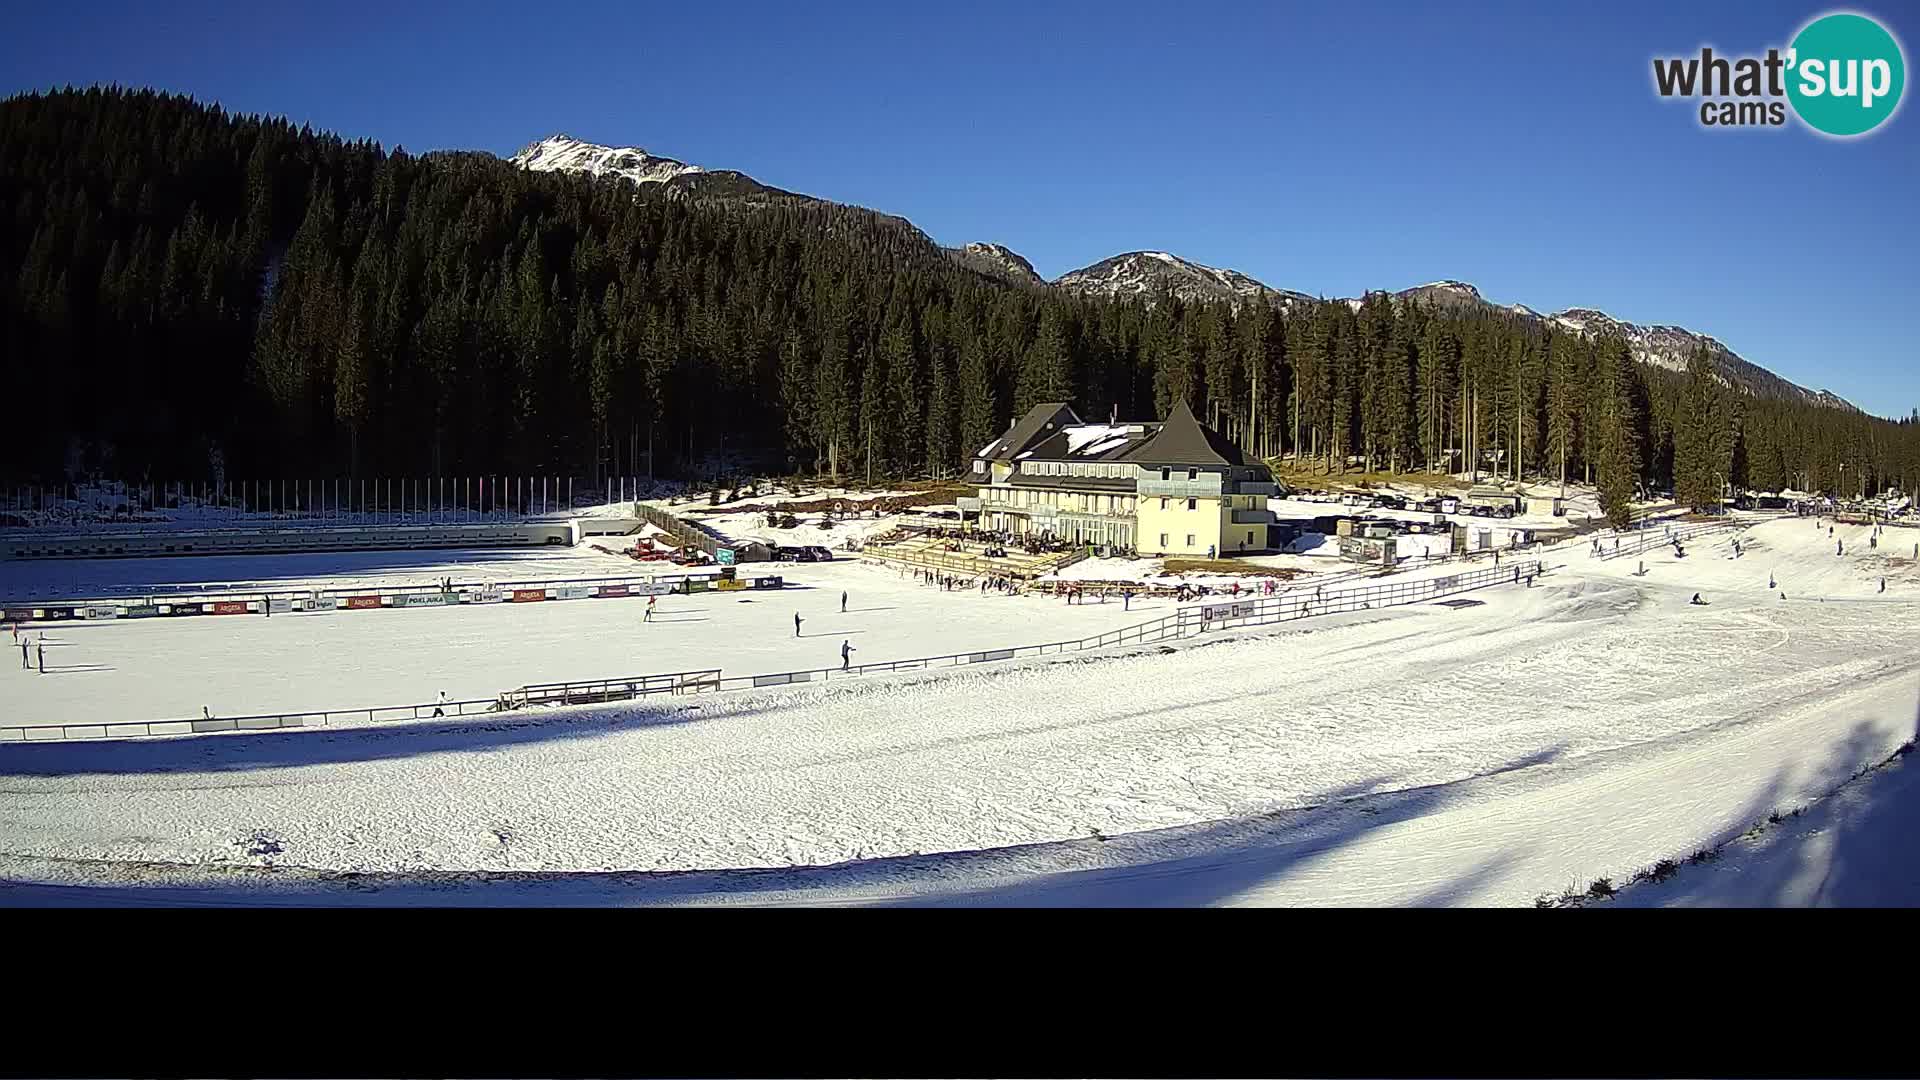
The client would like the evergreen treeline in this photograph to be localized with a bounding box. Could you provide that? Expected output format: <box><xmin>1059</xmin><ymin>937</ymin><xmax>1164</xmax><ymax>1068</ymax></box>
<box><xmin>5</xmin><ymin>88</ymin><xmax>1917</xmax><ymax>523</ymax></box>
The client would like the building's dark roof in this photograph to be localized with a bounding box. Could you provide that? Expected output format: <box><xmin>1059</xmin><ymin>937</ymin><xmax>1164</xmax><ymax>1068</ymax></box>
<box><xmin>977</xmin><ymin>399</ymin><xmax>1271</xmax><ymax>481</ymax></box>
<box><xmin>1129</xmin><ymin>398</ymin><xmax>1248</xmax><ymax>467</ymax></box>
<box><xmin>976</xmin><ymin>403</ymin><xmax>1080</xmax><ymax>461</ymax></box>
<box><xmin>1019</xmin><ymin>423</ymin><xmax>1160</xmax><ymax>463</ymax></box>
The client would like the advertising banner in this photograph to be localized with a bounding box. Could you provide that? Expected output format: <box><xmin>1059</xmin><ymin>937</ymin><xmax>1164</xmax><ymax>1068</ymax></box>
<box><xmin>401</xmin><ymin>593</ymin><xmax>448</xmax><ymax>607</ymax></box>
<box><xmin>306</xmin><ymin>595</ymin><xmax>339</xmax><ymax>611</ymax></box>
<box><xmin>511</xmin><ymin>589</ymin><xmax>547</xmax><ymax>603</ymax></box>
<box><xmin>125</xmin><ymin>605</ymin><xmax>160</xmax><ymax>618</ymax></box>
<box><xmin>346</xmin><ymin>595</ymin><xmax>383</xmax><ymax>610</ymax></box>
<box><xmin>596</xmin><ymin>584</ymin><xmax>630</xmax><ymax>598</ymax></box>
<box><xmin>554</xmin><ymin>585</ymin><xmax>591</xmax><ymax>600</ymax></box>
<box><xmin>210</xmin><ymin>600</ymin><xmax>252</xmax><ymax>615</ymax></box>
<box><xmin>83</xmin><ymin>606</ymin><xmax>120</xmax><ymax>619</ymax></box>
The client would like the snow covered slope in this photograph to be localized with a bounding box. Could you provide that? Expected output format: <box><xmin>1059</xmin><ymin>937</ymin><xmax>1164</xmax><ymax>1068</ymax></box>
<box><xmin>1549</xmin><ymin>306</ymin><xmax>1854</xmax><ymax>409</ymax></box>
<box><xmin>4</xmin><ymin>516</ymin><xmax>1917</xmax><ymax>906</ymax></box>
<box><xmin>1334</xmin><ymin>278</ymin><xmax>1850</xmax><ymax>409</ymax></box>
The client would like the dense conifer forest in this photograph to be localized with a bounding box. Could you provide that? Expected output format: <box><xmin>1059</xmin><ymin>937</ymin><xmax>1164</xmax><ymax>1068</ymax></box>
<box><xmin>5</xmin><ymin>88</ymin><xmax>1916</xmax><ymax>525</ymax></box>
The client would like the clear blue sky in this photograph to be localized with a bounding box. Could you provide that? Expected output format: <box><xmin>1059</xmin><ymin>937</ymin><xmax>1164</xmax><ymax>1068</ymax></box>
<box><xmin>7</xmin><ymin>0</ymin><xmax>1916</xmax><ymax>416</ymax></box>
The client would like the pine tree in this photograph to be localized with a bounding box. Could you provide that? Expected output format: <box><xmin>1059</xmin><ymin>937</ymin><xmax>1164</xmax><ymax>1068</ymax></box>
<box><xmin>1595</xmin><ymin>336</ymin><xmax>1641</xmax><ymax>528</ymax></box>
<box><xmin>1674</xmin><ymin>344</ymin><xmax>1730</xmax><ymax>512</ymax></box>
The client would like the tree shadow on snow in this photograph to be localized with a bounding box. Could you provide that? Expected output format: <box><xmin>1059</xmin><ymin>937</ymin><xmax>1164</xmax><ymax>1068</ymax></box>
<box><xmin>0</xmin><ymin>696</ymin><xmax>730</xmax><ymax>777</ymax></box>
<box><xmin>1611</xmin><ymin>693</ymin><xmax>1920</xmax><ymax>908</ymax></box>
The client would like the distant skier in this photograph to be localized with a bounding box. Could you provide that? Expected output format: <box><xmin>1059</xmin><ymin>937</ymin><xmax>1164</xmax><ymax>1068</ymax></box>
<box><xmin>794</xmin><ymin>612</ymin><xmax>804</xmax><ymax>638</ymax></box>
<box><xmin>262</xmin><ymin>594</ymin><xmax>270</xmax><ymax>617</ymax></box>
<box><xmin>1838</xmin><ymin>539</ymin><xmax>1844</xmax><ymax>556</ymax></box>
<box><xmin>18</xmin><ymin>636</ymin><xmax>29</xmax><ymax>670</ymax></box>
<box><xmin>841</xmin><ymin>590</ymin><xmax>848</xmax><ymax>613</ymax></box>
<box><xmin>1689</xmin><ymin>593</ymin><xmax>1707</xmax><ymax>606</ymax></box>
<box><xmin>1881</xmin><ymin>577</ymin><xmax>1887</xmax><ymax>594</ymax></box>
<box><xmin>644</xmin><ymin>596</ymin><xmax>656</xmax><ymax>622</ymax></box>
<box><xmin>433</xmin><ymin>690</ymin><xmax>448</xmax><ymax>718</ymax></box>
<box><xmin>841</xmin><ymin>640</ymin><xmax>855</xmax><ymax>670</ymax></box>
<box><xmin>35</xmin><ymin>639</ymin><xmax>44</xmax><ymax>675</ymax></box>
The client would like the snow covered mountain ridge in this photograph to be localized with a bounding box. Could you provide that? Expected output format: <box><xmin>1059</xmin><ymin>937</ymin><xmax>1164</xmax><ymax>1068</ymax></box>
<box><xmin>511</xmin><ymin>134</ymin><xmax>706</xmax><ymax>186</ymax></box>
<box><xmin>1052</xmin><ymin>250</ymin><xmax>1315</xmax><ymax>307</ymax></box>
<box><xmin>502</xmin><ymin>133</ymin><xmax>1851</xmax><ymax>412</ymax></box>
<box><xmin>949</xmin><ymin>242</ymin><xmax>1045</xmax><ymax>287</ymax></box>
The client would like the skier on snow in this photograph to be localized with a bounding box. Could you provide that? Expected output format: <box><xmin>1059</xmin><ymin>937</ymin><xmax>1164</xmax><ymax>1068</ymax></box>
<box><xmin>841</xmin><ymin>590</ymin><xmax>848</xmax><ymax>613</ymax></box>
<box><xmin>794</xmin><ymin>612</ymin><xmax>804</xmax><ymax>637</ymax></box>
<box><xmin>841</xmin><ymin>640</ymin><xmax>855</xmax><ymax>670</ymax></box>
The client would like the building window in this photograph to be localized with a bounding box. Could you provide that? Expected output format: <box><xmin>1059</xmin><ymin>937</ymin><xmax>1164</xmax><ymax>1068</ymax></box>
<box><xmin>1187</xmin><ymin>468</ymin><xmax>1198</xmax><ymax>481</ymax></box>
<box><xmin>1187</xmin><ymin>498</ymin><xmax>1197</xmax><ymax>511</ymax></box>
<box><xmin>1159</xmin><ymin>532</ymin><xmax>1168</xmax><ymax>547</ymax></box>
<box><xmin>1186</xmin><ymin>533</ymin><xmax>1196</xmax><ymax>547</ymax></box>
<box><xmin>1161</xmin><ymin>467</ymin><xmax>1171</xmax><ymax>481</ymax></box>
<box><xmin>1159</xmin><ymin>497</ymin><xmax>1168</xmax><ymax>511</ymax></box>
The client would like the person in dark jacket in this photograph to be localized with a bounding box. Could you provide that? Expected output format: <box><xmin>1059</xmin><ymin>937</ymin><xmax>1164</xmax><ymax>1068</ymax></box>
<box><xmin>841</xmin><ymin>591</ymin><xmax>848</xmax><ymax>613</ymax></box>
<box><xmin>841</xmin><ymin>640</ymin><xmax>855</xmax><ymax>670</ymax></box>
<box><xmin>794</xmin><ymin>612</ymin><xmax>804</xmax><ymax>637</ymax></box>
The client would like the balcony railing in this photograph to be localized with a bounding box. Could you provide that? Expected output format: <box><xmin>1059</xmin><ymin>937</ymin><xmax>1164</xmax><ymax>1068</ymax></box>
<box><xmin>1137</xmin><ymin>475</ymin><xmax>1224</xmax><ymax>498</ymax></box>
<box><xmin>1232</xmin><ymin>508</ymin><xmax>1278</xmax><ymax>525</ymax></box>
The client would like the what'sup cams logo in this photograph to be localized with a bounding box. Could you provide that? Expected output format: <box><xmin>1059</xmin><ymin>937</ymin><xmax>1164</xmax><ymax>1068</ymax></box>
<box><xmin>1653</xmin><ymin>11</ymin><xmax>1906</xmax><ymax>136</ymax></box>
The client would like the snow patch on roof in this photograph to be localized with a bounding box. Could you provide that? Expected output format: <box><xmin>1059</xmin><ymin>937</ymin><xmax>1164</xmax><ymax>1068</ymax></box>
<box><xmin>1063</xmin><ymin>424</ymin><xmax>1129</xmax><ymax>454</ymax></box>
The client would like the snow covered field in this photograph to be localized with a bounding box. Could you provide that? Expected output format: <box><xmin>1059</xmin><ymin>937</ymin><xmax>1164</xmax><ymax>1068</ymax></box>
<box><xmin>3</xmin><ymin>553</ymin><xmax>1174</xmax><ymax>725</ymax></box>
<box><xmin>3</xmin><ymin>516</ymin><xmax>1918</xmax><ymax>906</ymax></box>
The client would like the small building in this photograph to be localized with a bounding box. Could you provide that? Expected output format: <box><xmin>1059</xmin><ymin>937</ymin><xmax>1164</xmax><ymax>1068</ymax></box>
<box><xmin>1464</xmin><ymin>484</ymin><xmax>1525</xmax><ymax>514</ymax></box>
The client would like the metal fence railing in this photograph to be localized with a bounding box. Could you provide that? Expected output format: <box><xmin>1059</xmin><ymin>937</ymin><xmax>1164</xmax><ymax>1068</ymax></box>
<box><xmin>861</xmin><ymin>542</ymin><xmax>1089</xmax><ymax>581</ymax></box>
<box><xmin>675</xmin><ymin>559</ymin><xmax>1543</xmax><ymax>692</ymax></box>
<box><xmin>0</xmin><ymin>477</ymin><xmax>668</xmax><ymax>534</ymax></box>
<box><xmin>2</xmin><ymin>560</ymin><xmax>1542</xmax><ymax>744</ymax></box>
<box><xmin>0</xmin><ymin>696</ymin><xmax>501</xmax><ymax>743</ymax></box>
<box><xmin>0</xmin><ymin>567</ymin><xmax>744</xmax><ymax>612</ymax></box>
<box><xmin>1593</xmin><ymin>519</ymin><xmax>1742</xmax><ymax>561</ymax></box>
<box><xmin>503</xmin><ymin>669</ymin><xmax>722</xmax><ymax>708</ymax></box>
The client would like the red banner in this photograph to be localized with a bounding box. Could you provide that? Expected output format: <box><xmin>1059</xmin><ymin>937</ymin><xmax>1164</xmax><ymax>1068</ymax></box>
<box><xmin>210</xmin><ymin>601</ymin><xmax>252</xmax><ymax>615</ymax></box>
<box><xmin>3</xmin><ymin>609</ymin><xmax>34</xmax><ymax>623</ymax></box>
<box><xmin>346</xmin><ymin>595</ymin><xmax>383</xmax><ymax>609</ymax></box>
<box><xmin>596</xmin><ymin>584</ymin><xmax>629</xmax><ymax>598</ymax></box>
<box><xmin>511</xmin><ymin>589</ymin><xmax>547</xmax><ymax>603</ymax></box>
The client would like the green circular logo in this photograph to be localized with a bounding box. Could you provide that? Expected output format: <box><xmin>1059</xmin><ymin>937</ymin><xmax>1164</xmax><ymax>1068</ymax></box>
<box><xmin>1787</xmin><ymin>12</ymin><xmax>1906</xmax><ymax>136</ymax></box>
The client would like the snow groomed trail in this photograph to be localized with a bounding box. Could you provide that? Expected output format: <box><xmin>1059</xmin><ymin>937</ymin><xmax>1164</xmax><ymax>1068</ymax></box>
<box><xmin>3</xmin><ymin>515</ymin><xmax>1918</xmax><ymax>906</ymax></box>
